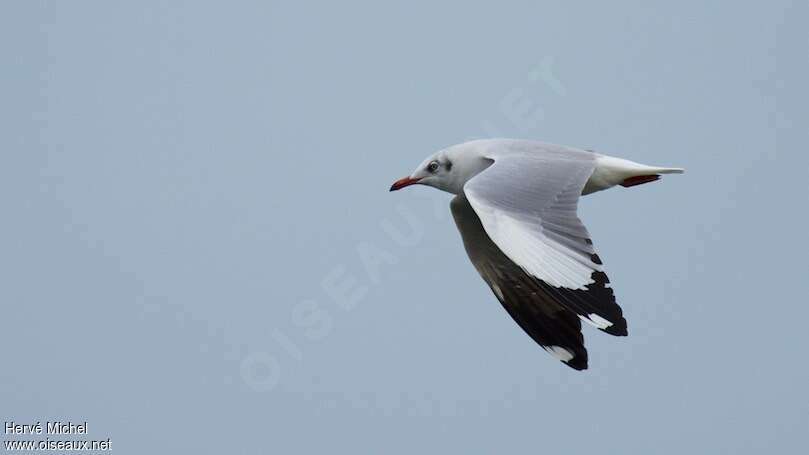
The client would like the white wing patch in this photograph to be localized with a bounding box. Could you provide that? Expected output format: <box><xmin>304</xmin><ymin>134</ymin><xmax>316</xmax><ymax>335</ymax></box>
<box><xmin>468</xmin><ymin>200</ymin><xmax>597</xmax><ymax>290</ymax></box>
<box><xmin>582</xmin><ymin>313</ymin><xmax>614</xmax><ymax>330</ymax></box>
<box><xmin>545</xmin><ymin>345</ymin><xmax>574</xmax><ymax>362</ymax></box>
<box><xmin>462</xmin><ymin>150</ymin><xmax>602</xmax><ymax>291</ymax></box>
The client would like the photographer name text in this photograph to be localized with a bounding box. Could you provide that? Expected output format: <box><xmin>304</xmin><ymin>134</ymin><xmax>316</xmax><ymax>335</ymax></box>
<box><xmin>5</xmin><ymin>421</ymin><xmax>88</xmax><ymax>435</ymax></box>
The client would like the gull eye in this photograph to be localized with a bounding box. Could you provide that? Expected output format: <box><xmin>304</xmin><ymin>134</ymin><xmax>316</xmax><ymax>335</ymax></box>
<box><xmin>427</xmin><ymin>161</ymin><xmax>440</xmax><ymax>173</ymax></box>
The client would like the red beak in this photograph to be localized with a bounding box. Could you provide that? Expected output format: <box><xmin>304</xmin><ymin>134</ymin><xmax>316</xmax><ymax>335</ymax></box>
<box><xmin>389</xmin><ymin>176</ymin><xmax>422</xmax><ymax>191</ymax></box>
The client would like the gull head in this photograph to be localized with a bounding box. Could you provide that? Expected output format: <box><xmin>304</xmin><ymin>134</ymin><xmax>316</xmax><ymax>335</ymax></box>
<box><xmin>389</xmin><ymin>142</ymin><xmax>492</xmax><ymax>195</ymax></box>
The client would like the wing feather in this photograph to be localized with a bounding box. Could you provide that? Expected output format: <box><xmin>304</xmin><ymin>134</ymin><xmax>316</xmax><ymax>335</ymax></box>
<box><xmin>451</xmin><ymin>196</ymin><xmax>589</xmax><ymax>370</ymax></box>
<box><xmin>460</xmin><ymin>145</ymin><xmax>628</xmax><ymax>335</ymax></box>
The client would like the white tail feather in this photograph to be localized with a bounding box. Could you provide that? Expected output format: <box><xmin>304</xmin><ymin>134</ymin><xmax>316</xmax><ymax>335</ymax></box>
<box><xmin>651</xmin><ymin>167</ymin><xmax>685</xmax><ymax>174</ymax></box>
<box><xmin>583</xmin><ymin>155</ymin><xmax>684</xmax><ymax>194</ymax></box>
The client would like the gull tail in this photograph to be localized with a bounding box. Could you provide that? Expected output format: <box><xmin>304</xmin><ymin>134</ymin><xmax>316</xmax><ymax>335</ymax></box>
<box><xmin>619</xmin><ymin>165</ymin><xmax>684</xmax><ymax>188</ymax></box>
<box><xmin>583</xmin><ymin>155</ymin><xmax>685</xmax><ymax>194</ymax></box>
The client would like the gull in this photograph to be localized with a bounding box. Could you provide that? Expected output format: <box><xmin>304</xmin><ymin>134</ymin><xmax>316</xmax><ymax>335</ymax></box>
<box><xmin>390</xmin><ymin>139</ymin><xmax>683</xmax><ymax>370</ymax></box>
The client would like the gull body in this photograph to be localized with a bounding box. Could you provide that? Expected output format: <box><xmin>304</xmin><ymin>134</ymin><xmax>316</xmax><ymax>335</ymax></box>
<box><xmin>391</xmin><ymin>139</ymin><xmax>683</xmax><ymax>196</ymax></box>
<box><xmin>390</xmin><ymin>139</ymin><xmax>683</xmax><ymax>370</ymax></box>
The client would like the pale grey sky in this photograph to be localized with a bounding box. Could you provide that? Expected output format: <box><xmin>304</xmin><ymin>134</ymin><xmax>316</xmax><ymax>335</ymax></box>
<box><xmin>2</xmin><ymin>1</ymin><xmax>808</xmax><ymax>453</ymax></box>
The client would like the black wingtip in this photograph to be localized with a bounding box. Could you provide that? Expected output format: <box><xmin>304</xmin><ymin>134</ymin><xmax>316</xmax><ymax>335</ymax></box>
<box><xmin>564</xmin><ymin>357</ymin><xmax>588</xmax><ymax>371</ymax></box>
<box><xmin>603</xmin><ymin>322</ymin><xmax>628</xmax><ymax>337</ymax></box>
<box><xmin>586</xmin><ymin>267</ymin><xmax>629</xmax><ymax>337</ymax></box>
<box><xmin>545</xmin><ymin>345</ymin><xmax>589</xmax><ymax>371</ymax></box>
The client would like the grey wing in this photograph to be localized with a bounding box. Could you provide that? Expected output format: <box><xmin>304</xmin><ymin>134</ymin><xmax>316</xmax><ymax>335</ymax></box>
<box><xmin>451</xmin><ymin>195</ymin><xmax>588</xmax><ymax>370</ymax></box>
<box><xmin>463</xmin><ymin>147</ymin><xmax>627</xmax><ymax>335</ymax></box>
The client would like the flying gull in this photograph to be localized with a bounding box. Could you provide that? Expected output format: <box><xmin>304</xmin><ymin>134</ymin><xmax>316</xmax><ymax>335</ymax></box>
<box><xmin>390</xmin><ymin>139</ymin><xmax>683</xmax><ymax>370</ymax></box>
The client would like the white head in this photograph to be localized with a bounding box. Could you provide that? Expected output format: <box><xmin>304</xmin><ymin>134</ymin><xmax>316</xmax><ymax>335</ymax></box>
<box><xmin>389</xmin><ymin>141</ymin><xmax>492</xmax><ymax>195</ymax></box>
